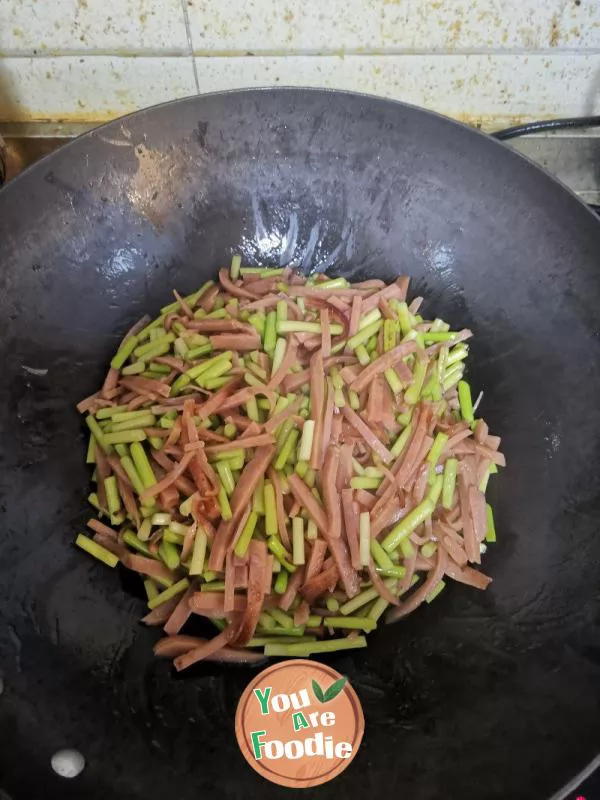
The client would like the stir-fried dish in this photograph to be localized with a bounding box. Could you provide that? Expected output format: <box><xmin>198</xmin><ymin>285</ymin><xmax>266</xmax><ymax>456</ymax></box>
<box><xmin>75</xmin><ymin>258</ymin><xmax>504</xmax><ymax>669</ymax></box>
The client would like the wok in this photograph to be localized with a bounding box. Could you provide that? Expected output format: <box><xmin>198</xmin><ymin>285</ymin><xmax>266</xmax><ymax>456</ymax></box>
<box><xmin>1</xmin><ymin>88</ymin><xmax>600</xmax><ymax>800</ymax></box>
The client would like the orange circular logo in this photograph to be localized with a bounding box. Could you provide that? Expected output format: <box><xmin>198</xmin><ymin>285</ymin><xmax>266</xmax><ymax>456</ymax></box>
<box><xmin>235</xmin><ymin>659</ymin><xmax>364</xmax><ymax>788</ymax></box>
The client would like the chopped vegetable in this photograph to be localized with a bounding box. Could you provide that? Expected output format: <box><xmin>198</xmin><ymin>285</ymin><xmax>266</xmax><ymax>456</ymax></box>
<box><xmin>323</xmin><ymin>616</ymin><xmax>376</xmax><ymax>631</ymax></box>
<box><xmin>292</xmin><ymin>516</ymin><xmax>305</xmax><ymax>565</ymax></box>
<box><xmin>458</xmin><ymin>380</ymin><xmax>474</xmax><ymax>425</ymax></box>
<box><xmin>442</xmin><ymin>457</ymin><xmax>458</xmax><ymax>510</ymax></box>
<box><xmin>75</xmin><ymin>533</ymin><xmax>119</xmax><ymax>568</ymax></box>
<box><xmin>75</xmin><ymin>262</ymin><xmax>502</xmax><ymax>667</ymax></box>
<box><xmin>264</xmin><ymin>637</ymin><xmax>367</xmax><ymax>657</ymax></box>
<box><xmin>359</xmin><ymin>512</ymin><xmax>371</xmax><ymax>567</ymax></box>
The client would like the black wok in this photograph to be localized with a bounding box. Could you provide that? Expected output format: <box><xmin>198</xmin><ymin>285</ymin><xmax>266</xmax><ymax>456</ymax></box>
<box><xmin>1</xmin><ymin>88</ymin><xmax>600</xmax><ymax>800</ymax></box>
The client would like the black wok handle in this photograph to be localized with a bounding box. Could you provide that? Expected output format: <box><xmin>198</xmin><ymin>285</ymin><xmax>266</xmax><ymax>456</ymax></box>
<box><xmin>492</xmin><ymin>115</ymin><xmax>600</xmax><ymax>141</ymax></box>
<box><xmin>492</xmin><ymin>116</ymin><xmax>600</xmax><ymax>216</ymax></box>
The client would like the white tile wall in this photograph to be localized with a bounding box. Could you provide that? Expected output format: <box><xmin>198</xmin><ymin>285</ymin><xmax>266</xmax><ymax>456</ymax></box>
<box><xmin>194</xmin><ymin>54</ymin><xmax>600</xmax><ymax>125</ymax></box>
<box><xmin>0</xmin><ymin>0</ymin><xmax>188</xmax><ymax>55</ymax></box>
<box><xmin>187</xmin><ymin>0</ymin><xmax>600</xmax><ymax>53</ymax></box>
<box><xmin>0</xmin><ymin>58</ymin><xmax>197</xmax><ymax>122</ymax></box>
<box><xmin>0</xmin><ymin>0</ymin><xmax>599</xmax><ymax>126</ymax></box>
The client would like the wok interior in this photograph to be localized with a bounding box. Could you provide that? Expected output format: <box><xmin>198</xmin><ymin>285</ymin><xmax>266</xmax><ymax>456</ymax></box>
<box><xmin>1</xmin><ymin>89</ymin><xmax>600</xmax><ymax>800</ymax></box>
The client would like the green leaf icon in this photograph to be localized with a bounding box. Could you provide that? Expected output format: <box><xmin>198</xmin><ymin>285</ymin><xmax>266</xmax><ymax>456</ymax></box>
<box><xmin>323</xmin><ymin>676</ymin><xmax>347</xmax><ymax>703</ymax></box>
<box><xmin>312</xmin><ymin>679</ymin><xmax>325</xmax><ymax>703</ymax></box>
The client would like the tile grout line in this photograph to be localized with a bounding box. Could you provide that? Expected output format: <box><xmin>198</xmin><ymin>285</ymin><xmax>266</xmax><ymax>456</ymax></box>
<box><xmin>2</xmin><ymin>48</ymin><xmax>600</xmax><ymax>59</ymax></box>
<box><xmin>180</xmin><ymin>0</ymin><xmax>200</xmax><ymax>93</ymax></box>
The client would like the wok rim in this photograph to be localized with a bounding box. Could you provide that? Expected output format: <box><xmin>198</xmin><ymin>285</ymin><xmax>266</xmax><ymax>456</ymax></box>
<box><xmin>1</xmin><ymin>85</ymin><xmax>599</xmax><ymax>230</ymax></box>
